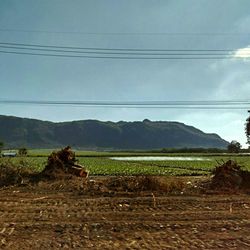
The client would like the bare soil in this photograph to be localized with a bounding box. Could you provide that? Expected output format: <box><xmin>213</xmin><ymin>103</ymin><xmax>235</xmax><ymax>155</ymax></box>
<box><xmin>1</xmin><ymin>177</ymin><xmax>250</xmax><ymax>249</ymax></box>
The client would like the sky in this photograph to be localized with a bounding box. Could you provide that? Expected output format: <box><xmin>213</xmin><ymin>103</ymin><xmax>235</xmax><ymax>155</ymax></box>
<box><xmin>0</xmin><ymin>0</ymin><xmax>250</xmax><ymax>147</ymax></box>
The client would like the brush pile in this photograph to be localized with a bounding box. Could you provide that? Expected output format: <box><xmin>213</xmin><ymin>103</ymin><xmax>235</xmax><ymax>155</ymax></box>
<box><xmin>41</xmin><ymin>146</ymin><xmax>88</xmax><ymax>179</ymax></box>
<box><xmin>211</xmin><ymin>160</ymin><xmax>250</xmax><ymax>190</ymax></box>
<box><xmin>0</xmin><ymin>162</ymin><xmax>33</xmax><ymax>187</ymax></box>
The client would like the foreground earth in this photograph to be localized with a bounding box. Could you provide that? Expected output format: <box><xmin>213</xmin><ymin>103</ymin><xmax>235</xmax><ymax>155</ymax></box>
<box><xmin>1</xmin><ymin>178</ymin><xmax>250</xmax><ymax>249</ymax></box>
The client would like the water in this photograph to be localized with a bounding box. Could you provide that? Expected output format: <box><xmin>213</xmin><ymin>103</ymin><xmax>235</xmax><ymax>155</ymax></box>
<box><xmin>110</xmin><ymin>156</ymin><xmax>211</xmax><ymax>161</ymax></box>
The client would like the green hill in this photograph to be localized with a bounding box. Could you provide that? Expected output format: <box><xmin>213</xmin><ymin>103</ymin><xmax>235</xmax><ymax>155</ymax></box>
<box><xmin>0</xmin><ymin>116</ymin><xmax>228</xmax><ymax>149</ymax></box>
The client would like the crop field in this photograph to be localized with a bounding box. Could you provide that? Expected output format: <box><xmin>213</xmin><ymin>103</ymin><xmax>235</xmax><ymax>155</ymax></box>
<box><xmin>1</xmin><ymin>151</ymin><xmax>250</xmax><ymax>176</ymax></box>
<box><xmin>1</xmin><ymin>151</ymin><xmax>250</xmax><ymax>249</ymax></box>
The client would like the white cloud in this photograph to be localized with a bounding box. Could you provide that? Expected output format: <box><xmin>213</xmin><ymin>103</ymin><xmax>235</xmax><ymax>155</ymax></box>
<box><xmin>234</xmin><ymin>46</ymin><xmax>250</xmax><ymax>58</ymax></box>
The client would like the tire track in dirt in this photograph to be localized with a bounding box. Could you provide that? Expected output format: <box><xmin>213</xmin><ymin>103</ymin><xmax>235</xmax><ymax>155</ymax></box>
<box><xmin>1</xmin><ymin>188</ymin><xmax>250</xmax><ymax>249</ymax></box>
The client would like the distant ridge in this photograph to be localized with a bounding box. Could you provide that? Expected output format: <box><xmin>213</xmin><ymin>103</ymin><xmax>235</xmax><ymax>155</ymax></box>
<box><xmin>0</xmin><ymin>115</ymin><xmax>228</xmax><ymax>149</ymax></box>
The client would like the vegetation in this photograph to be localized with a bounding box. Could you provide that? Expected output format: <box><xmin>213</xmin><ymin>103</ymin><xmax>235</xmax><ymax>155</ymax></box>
<box><xmin>18</xmin><ymin>147</ymin><xmax>28</xmax><ymax>156</ymax></box>
<box><xmin>0</xmin><ymin>141</ymin><xmax>4</xmax><ymax>153</ymax></box>
<box><xmin>227</xmin><ymin>140</ymin><xmax>242</xmax><ymax>153</ymax></box>
<box><xmin>0</xmin><ymin>160</ymin><xmax>33</xmax><ymax>187</ymax></box>
<box><xmin>246</xmin><ymin>111</ymin><xmax>250</xmax><ymax>146</ymax></box>
<box><xmin>1</xmin><ymin>151</ymin><xmax>250</xmax><ymax>176</ymax></box>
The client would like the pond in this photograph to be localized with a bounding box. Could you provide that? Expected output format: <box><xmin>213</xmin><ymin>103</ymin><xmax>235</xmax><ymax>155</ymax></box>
<box><xmin>110</xmin><ymin>156</ymin><xmax>211</xmax><ymax>161</ymax></box>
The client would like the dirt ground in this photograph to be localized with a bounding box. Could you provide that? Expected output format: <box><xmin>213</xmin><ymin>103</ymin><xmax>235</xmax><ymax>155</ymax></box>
<box><xmin>1</xmin><ymin>177</ymin><xmax>250</xmax><ymax>249</ymax></box>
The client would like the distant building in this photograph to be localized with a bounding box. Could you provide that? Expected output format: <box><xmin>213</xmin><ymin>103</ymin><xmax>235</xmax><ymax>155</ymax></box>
<box><xmin>1</xmin><ymin>151</ymin><xmax>17</xmax><ymax>157</ymax></box>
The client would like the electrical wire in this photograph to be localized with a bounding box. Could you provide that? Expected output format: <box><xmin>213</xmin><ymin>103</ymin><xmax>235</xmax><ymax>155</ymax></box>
<box><xmin>0</xmin><ymin>41</ymin><xmax>248</xmax><ymax>52</ymax></box>
<box><xmin>0</xmin><ymin>99</ymin><xmax>249</xmax><ymax>109</ymax></box>
<box><xmin>0</xmin><ymin>50</ymin><xmax>241</xmax><ymax>59</ymax></box>
<box><xmin>0</xmin><ymin>45</ymin><xmax>241</xmax><ymax>56</ymax></box>
<box><xmin>1</xmin><ymin>28</ymin><xmax>250</xmax><ymax>36</ymax></box>
<box><xmin>0</xmin><ymin>42</ymin><xmax>249</xmax><ymax>59</ymax></box>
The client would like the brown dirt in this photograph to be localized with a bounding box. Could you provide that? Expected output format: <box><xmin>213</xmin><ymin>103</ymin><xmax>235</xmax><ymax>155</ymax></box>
<box><xmin>1</xmin><ymin>176</ymin><xmax>250</xmax><ymax>249</ymax></box>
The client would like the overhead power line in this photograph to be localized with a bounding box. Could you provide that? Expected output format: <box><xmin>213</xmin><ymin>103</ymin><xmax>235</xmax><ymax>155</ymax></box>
<box><xmin>2</xmin><ymin>100</ymin><xmax>250</xmax><ymax>105</ymax></box>
<box><xmin>0</xmin><ymin>41</ymin><xmax>247</xmax><ymax>52</ymax></box>
<box><xmin>1</xmin><ymin>28</ymin><xmax>250</xmax><ymax>36</ymax></box>
<box><xmin>0</xmin><ymin>45</ymin><xmax>244</xmax><ymax>56</ymax></box>
<box><xmin>0</xmin><ymin>50</ymin><xmax>242</xmax><ymax>60</ymax></box>
<box><xmin>0</xmin><ymin>41</ymin><xmax>249</xmax><ymax>60</ymax></box>
<box><xmin>0</xmin><ymin>99</ymin><xmax>249</xmax><ymax>109</ymax></box>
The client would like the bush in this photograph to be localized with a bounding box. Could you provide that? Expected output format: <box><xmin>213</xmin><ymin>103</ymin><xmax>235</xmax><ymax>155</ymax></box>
<box><xmin>18</xmin><ymin>147</ymin><xmax>28</xmax><ymax>156</ymax></box>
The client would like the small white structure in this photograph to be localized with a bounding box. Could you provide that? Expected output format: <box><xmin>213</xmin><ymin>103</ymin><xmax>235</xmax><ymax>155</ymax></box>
<box><xmin>1</xmin><ymin>151</ymin><xmax>17</xmax><ymax>157</ymax></box>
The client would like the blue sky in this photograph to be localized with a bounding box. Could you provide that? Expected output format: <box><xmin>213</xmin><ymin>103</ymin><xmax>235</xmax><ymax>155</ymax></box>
<box><xmin>0</xmin><ymin>0</ymin><xmax>250</xmax><ymax>146</ymax></box>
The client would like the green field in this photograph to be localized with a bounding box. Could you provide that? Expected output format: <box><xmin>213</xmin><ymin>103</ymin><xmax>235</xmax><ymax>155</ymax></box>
<box><xmin>1</xmin><ymin>150</ymin><xmax>250</xmax><ymax>176</ymax></box>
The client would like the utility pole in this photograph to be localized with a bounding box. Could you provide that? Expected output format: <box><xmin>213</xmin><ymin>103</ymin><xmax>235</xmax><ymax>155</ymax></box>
<box><xmin>246</xmin><ymin>110</ymin><xmax>250</xmax><ymax>146</ymax></box>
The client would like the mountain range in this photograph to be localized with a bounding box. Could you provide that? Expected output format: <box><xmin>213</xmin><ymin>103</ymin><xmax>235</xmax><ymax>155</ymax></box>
<box><xmin>0</xmin><ymin>115</ymin><xmax>228</xmax><ymax>149</ymax></box>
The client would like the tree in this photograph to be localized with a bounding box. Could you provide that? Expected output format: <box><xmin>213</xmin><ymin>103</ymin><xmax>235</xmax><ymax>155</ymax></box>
<box><xmin>227</xmin><ymin>140</ymin><xmax>241</xmax><ymax>153</ymax></box>
<box><xmin>18</xmin><ymin>147</ymin><xmax>28</xmax><ymax>156</ymax></box>
<box><xmin>0</xmin><ymin>141</ymin><xmax>4</xmax><ymax>153</ymax></box>
<box><xmin>246</xmin><ymin>111</ymin><xmax>250</xmax><ymax>146</ymax></box>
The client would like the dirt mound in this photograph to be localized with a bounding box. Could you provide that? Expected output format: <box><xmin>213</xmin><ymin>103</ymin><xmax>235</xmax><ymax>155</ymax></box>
<box><xmin>105</xmin><ymin>176</ymin><xmax>185</xmax><ymax>193</ymax></box>
<box><xmin>106</xmin><ymin>176</ymin><xmax>159</xmax><ymax>192</ymax></box>
<box><xmin>40</xmin><ymin>146</ymin><xmax>88</xmax><ymax>180</ymax></box>
<box><xmin>211</xmin><ymin>160</ymin><xmax>250</xmax><ymax>190</ymax></box>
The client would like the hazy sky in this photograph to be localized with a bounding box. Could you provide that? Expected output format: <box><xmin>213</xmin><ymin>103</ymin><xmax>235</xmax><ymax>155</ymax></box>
<box><xmin>0</xmin><ymin>0</ymin><xmax>250</xmax><ymax>146</ymax></box>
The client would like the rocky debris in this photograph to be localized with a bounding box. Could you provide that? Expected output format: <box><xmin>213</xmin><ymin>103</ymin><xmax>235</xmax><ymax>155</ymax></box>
<box><xmin>41</xmin><ymin>146</ymin><xmax>88</xmax><ymax>179</ymax></box>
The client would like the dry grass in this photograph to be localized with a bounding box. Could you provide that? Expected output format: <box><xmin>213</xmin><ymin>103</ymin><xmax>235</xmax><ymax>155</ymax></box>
<box><xmin>0</xmin><ymin>160</ymin><xmax>194</xmax><ymax>194</ymax></box>
<box><xmin>30</xmin><ymin>176</ymin><xmax>187</xmax><ymax>194</ymax></box>
<box><xmin>105</xmin><ymin>176</ymin><xmax>186</xmax><ymax>193</ymax></box>
<box><xmin>0</xmin><ymin>162</ymin><xmax>33</xmax><ymax>187</ymax></box>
